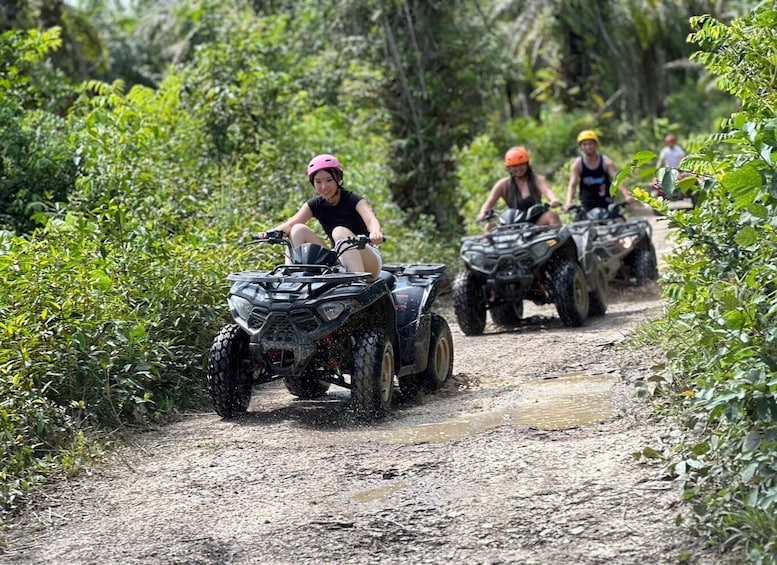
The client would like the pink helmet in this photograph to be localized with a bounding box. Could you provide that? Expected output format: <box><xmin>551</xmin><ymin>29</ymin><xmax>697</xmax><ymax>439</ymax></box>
<box><xmin>307</xmin><ymin>154</ymin><xmax>343</xmax><ymax>184</ymax></box>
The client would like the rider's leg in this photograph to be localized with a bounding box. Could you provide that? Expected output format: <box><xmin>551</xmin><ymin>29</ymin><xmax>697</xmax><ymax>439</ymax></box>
<box><xmin>288</xmin><ymin>224</ymin><xmax>327</xmax><ymax>264</ymax></box>
<box><xmin>358</xmin><ymin>245</ymin><xmax>382</xmax><ymax>279</ymax></box>
<box><xmin>332</xmin><ymin>226</ymin><xmax>365</xmax><ymax>273</ymax></box>
<box><xmin>537</xmin><ymin>211</ymin><xmax>562</xmax><ymax>226</ymax></box>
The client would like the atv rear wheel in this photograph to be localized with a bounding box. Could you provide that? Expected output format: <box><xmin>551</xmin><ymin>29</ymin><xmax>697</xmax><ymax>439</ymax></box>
<box><xmin>490</xmin><ymin>301</ymin><xmax>523</xmax><ymax>327</ymax></box>
<box><xmin>631</xmin><ymin>246</ymin><xmax>659</xmax><ymax>285</ymax></box>
<box><xmin>351</xmin><ymin>329</ymin><xmax>395</xmax><ymax>420</ymax></box>
<box><xmin>588</xmin><ymin>261</ymin><xmax>609</xmax><ymax>317</ymax></box>
<box><xmin>453</xmin><ymin>270</ymin><xmax>487</xmax><ymax>335</ymax></box>
<box><xmin>398</xmin><ymin>313</ymin><xmax>454</xmax><ymax>398</ymax></box>
<box><xmin>207</xmin><ymin>324</ymin><xmax>254</xmax><ymax>418</ymax></box>
<box><xmin>283</xmin><ymin>371</ymin><xmax>331</xmax><ymax>399</ymax></box>
<box><xmin>550</xmin><ymin>261</ymin><xmax>589</xmax><ymax>327</ymax></box>
<box><xmin>420</xmin><ymin>314</ymin><xmax>453</xmax><ymax>391</ymax></box>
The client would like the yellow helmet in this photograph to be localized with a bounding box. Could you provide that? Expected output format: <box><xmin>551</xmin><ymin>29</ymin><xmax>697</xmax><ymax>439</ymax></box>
<box><xmin>576</xmin><ymin>130</ymin><xmax>599</xmax><ymax>144</ymax></box>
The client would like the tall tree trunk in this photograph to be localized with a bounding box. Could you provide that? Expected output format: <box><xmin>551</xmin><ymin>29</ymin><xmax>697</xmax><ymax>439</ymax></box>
<box><xmin>378</xmin><ymin>0</ymin><xmax>488</xmax><ymax>233</ymax></box>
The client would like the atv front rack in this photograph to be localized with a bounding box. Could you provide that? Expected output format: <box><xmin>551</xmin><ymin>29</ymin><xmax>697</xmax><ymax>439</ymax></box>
<box><xmin>568</xmin><ymin>218</ymin><xmax>652</xmax><ymax>240</ymax></box>
<box><xmin>383</xmin><ymin>263</ymin><xmax>446</xmax><ymax>276</ymax></box>
<box><xmin>228</xmin><ymin>269</ymin><xmax>371</xmax><ymax>297</ymax></box>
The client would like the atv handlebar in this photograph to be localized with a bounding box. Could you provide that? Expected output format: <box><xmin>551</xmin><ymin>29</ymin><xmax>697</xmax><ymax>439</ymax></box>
<box><xmin>567</xmin><ymin>202</ymin><xmax>627</xmax><ymax>222</ymax></box>
<box><xmin>250</xmin><ymin>231</ymin><xmax>385</xmax><ymax>257</ymax></box>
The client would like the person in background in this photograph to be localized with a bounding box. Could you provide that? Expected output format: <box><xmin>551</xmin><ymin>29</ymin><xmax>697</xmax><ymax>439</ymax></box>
<box><xmin>258</xmin><ymin>153</ymin><xmax>384</xmax><ymax>279</ymax></box>
<box><xmin>476</xmin><ymin>146</ymin><xmax>561</xmax><ymax>232</ymax></box>
<box><xmin>564</xmin><ymin>130</ymin><xmax>634</xmax><ymax>214</ymax></box>
<box><xmin>656</xmin><ymin>134</ymin><xmax>686</xmax><ymax>170</ymax></box>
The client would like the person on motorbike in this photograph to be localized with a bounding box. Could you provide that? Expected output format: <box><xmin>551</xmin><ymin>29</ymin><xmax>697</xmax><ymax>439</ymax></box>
<box><xmin>564</xmin><ymin>130</ymin><xmax>634</xmax><ymax>221</ymax></box>
<box><xmin>476</xmin><ymin>146</ymin><xmax>562</xmax><ymax>232</ymax></box>
<box><xmin>258</xmin><ymin>153</ymin><xmax>384</xmax><ymax>278</ymax></box>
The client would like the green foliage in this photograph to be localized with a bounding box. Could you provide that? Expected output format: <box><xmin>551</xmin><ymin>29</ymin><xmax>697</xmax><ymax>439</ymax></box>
<box><xmin>0</xmin><ymin>214</ymin><xmax>244</xmax><ymax>517</ymax></box>
<box><xmin>0</xmin><ymin>109</ymin><xmax>76</xmax><ymax>233</ymax></box>
<box><xmin>453</xmin><ymin>135</ymin><xmax>502</xmax><ymax>230</ymax></box>
<box><xmin>633</xmin><ymin>4</ymin><xmax>777</xmax><ymax>560</ymax></box>
<box><xmin>0</xmin><ymin>29</ymin><xmax>77</xmax><ymax>234</ymax></box>
<box><xmin>663</xmin><ymin>75</ymin><xmax>737</xmax><ymax>135</ymax></box>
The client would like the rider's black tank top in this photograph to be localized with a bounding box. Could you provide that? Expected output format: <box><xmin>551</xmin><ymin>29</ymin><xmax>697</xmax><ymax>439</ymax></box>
<box><xmin>505</xmin><ymin>176</ymin><xmax>540</xmax><ymax>211</ymax></box>
<box><xmin>579</xmin><ymin>155</ymin><xmax>612</xmax><ymax>210</ymax></box>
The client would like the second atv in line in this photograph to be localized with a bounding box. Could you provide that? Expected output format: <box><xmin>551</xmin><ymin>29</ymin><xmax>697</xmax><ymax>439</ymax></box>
<box><xmin>453</xmin><ymin>204</ymin><xmax>607</xmax><ymax>335</ymax></box>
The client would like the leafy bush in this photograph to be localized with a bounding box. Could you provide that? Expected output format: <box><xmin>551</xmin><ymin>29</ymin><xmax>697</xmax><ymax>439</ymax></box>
<box><xmin>0</xmin><ymin>29</ymin><xmax>77</xmax><ymax>234</ymax></box>
<box><xmin>634</xmin><ymin>6</ymin><xmax>777</xmax><ymax>560</ymax></box>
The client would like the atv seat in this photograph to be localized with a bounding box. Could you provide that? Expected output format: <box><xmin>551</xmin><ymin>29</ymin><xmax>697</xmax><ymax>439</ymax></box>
<box><xmin>378</xmin><ymin>269</ymin><xmax>396</xmax><ymax>291</ymax></box>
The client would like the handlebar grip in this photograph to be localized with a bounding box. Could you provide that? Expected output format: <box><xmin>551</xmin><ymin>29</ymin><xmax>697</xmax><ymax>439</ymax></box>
<box><xmin>251</xmin><ymin>229</ymin><xmax>286</xmax><ymax>243</ymax></box>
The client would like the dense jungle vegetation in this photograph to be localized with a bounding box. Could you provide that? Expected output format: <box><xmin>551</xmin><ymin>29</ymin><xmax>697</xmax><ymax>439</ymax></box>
<box><xmin>1</xmin><ymin>0</ymin><xmax>776</xmax><ymax>561</ymax></box>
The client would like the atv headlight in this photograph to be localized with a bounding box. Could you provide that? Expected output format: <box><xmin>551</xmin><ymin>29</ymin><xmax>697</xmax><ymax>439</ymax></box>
<box><xmin>228</xmin><ymin>295</ymin><xmax>255</xmax><ymax>322</ymax></box>
<box><xmin>464</xmin><ymin>250</ymin><xmax>487</xmax><ymax>268</ymax></box>
<box><xmin>318</xmin><ymin>300</ymin><xmax>352</xmax><ymax>321</ymax></box>
<box><xmin>530</xmin><ymin>240</ymin><xmax>554</xmax><ymax>258</ymax></box>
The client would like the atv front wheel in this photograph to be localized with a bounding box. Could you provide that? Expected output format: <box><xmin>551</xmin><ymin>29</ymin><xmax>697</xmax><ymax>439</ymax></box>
<box><xmin>207</xmin><ymin>324</ymin><xmax>254</xmax><ymax>418</ymax></box>
<box><xmin>550</xmin><ymin>261</ymin><xmax>589</xmax><ymax>327</ymax></box>
<box><xmin>631</xmin><ymin>246</ymin><xmax>659</xmax><ymax>285</ymax></box>
<box><xmin>351</xmin><ymin>329</ymin><xmax>395</xmax><ymax>420</ymax></box>
<box><xmin>283</xmin><ymin>371</ymin><xmax>331</xmax><ymax>399</ymax></box>
<box><xmin>490</xmin><ymin>301</ymin><xmax>523</xmax><ymax>327</ymax></box>
<box><xmin>453</xmin><ymin>270</ymin><xmax>487</xmax><ymax>335</ymax></box>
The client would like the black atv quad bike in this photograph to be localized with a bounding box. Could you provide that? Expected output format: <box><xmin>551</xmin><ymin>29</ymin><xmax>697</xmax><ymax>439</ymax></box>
<box><xmin>567</xmin><ymin>203</ymin><xmax>659</xmax><ymax>286</ymax></box>
<box><xmin>207</xmin><ymin>231</ymin><xmax>454</xmax><ymax>421</ymax></box>
<box><xmin>453</xmin><ymin>203</ymin><xmax>607</xmax><ymax>336</ymax></box>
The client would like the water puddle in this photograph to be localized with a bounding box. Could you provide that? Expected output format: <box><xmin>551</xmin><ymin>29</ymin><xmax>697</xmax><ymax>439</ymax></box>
<box><xmin>389</xmin><ymin>373</ymin><xmax>617</xmax><ymax>445</ymax></box>
<box><xmin>350</xmin><ymin>481</ymin><xmax>407</xmax><ymax>503</ymax></box>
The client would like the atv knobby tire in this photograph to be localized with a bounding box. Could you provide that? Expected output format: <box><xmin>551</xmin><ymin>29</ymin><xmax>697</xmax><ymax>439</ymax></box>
<box><xmin>490</xmin><ymin>301</ymin><xmax>523</xmax><ymax>327</ymax></box>
<box><xmin>208</xmin><ymin>324</ymin><xmax>254</xmax><ymax>418</ymax></box>
<box><xmin>420</xmin><ymin>313</ymin><xmax>454</xmax><ymax>391</ymax></box>
<box><xmin>283</xmin><ymin>372</ymin><xmax>331</xmax><ymax>399</ymax></box>
<box><xmin>550</xmin><ymin>260</ymin><xmax>589</xmax><ymax>327</ymax></box>
<box><xmin>631</xmin><ymin>246</ymin><xmax>659</xmax><ymax>285</ymax></box>
<box><xmin>453</xmin><ymin>270</ymin><xmax>487</xmax><ymax>335</ymax></box>
<box><xmin>398</xmin><ymin>313</ymin><xmax>454</xmax><ymax>398</ymax></box>
<box><xmin>351</xmin><ymin>329</ymin><xmax>395</xmax><ymax>420</ymax></box>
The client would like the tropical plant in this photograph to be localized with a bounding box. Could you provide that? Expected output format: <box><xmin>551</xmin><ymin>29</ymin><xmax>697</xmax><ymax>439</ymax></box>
<box><xmin>632</xmin><ymin>5</ymin><xmax>777</xmax><ymax>560</ymax></box>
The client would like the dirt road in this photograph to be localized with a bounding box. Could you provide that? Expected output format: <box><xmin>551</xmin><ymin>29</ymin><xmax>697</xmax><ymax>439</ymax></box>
<box><xmin>1</xmin><ymin>207</ymin><xmax>728</xmax><ymax>564</ymax></box>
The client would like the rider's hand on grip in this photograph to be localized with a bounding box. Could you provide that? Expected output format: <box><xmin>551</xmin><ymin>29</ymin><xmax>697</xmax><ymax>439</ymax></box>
<box><xmin>479</xmin><ymin>209</ymin><xmax>496</xmax><ymax>222</ymax></box>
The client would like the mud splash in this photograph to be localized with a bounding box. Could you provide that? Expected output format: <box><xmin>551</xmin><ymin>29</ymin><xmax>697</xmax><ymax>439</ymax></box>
<box><xmin>388</xmin><ymin>373</ymin><xmax>617</xmax><ymax>444</ymax></box>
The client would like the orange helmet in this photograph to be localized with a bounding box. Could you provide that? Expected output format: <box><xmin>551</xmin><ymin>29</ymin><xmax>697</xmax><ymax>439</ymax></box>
<box><xmin>577</xmin><ymin>130</ymin><xmax>599</xmax><ymax>144</ymax></box>
<box><xmin>504</xmin><ymin>146</ymin><xmax>530</xmax><ymax>166</ymax></box>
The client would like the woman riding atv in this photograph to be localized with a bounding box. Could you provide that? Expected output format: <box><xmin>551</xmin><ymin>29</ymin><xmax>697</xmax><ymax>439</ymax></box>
<box><xmin>257</xmin><ymin>154</ymin><xmax>384</xmax><ymax>279</ymax></box>
<box><xmin>476</xmin><ymin>146</ymin><xmax>562</xmax><ymax>232</ymax></box>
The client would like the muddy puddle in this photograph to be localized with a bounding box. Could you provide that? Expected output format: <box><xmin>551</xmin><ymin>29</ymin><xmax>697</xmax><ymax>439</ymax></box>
<box><xmin>350</xmin><ymin>481</ymin><xmax>408</xmax><ymax>503</ymax></box>
<box><xmin>387</xmin><ymin>373</ymin><xmax>617</xmax><ymax>445</ymax></box>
